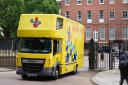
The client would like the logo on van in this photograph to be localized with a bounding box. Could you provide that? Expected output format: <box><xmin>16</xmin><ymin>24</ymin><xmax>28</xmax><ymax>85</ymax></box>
<box><xmin>30</xmin><ymin>17</ymin><xmax>41</xmax><ymax>28</ymax></box>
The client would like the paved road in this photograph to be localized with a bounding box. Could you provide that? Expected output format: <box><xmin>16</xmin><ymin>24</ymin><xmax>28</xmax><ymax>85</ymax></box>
<box><xmin>0</xmin><ymin>56</ymin><xmax>97</xmax><ymax>85</ymax></box>
<box><xmin>0</xmin><ymin>71</ymin><xmax>96</xmax><ymax>85</ymax></box>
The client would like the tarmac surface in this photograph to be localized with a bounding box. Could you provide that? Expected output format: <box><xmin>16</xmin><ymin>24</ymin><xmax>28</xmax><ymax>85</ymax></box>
<box><xmin>0</xmin><ymin>70</ymin><xmax>97</xmax><ymax>85</ymax></box>
<box><xmin>0</xmin><ymin>56</ymin><xmax>98</xmax><ymax>85</ymax></box>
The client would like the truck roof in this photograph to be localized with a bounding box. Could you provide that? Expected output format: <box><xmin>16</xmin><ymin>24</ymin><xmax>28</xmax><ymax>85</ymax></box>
<box><xmin>17</xmin><ymin>14</ymin><xmax>84</xmax><ymax>38</ymax></box>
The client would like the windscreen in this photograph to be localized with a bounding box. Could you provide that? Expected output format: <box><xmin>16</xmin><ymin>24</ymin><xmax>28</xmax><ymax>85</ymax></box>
<box><xmin>18</xmin><ymin>38</ymin><xmax>52</xmax><ymax>53</ymax></box>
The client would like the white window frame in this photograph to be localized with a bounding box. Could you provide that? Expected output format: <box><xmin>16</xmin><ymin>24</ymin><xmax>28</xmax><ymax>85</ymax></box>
<box><xmin>99</xmin><ymin>28</ymin><xmax>105</xmax><ymax>40</ymax></box>
<box><xmin>122</xmin><ymin>27</ymin><xmax>128</xmax><ymax>39</ymax></box>
<box><xmin>87</xmin><ymin>11</ymin><xmax>92</xmax><ymax>19</ymax></box>
<box><xmin>87</xmin><ymin>0</ymin><xmax>92</xmax><ymax>5</ymax></box>
<box><xmin>77</xmin><ymin>0</ymin><xmax>82</xmax><ymax>5</ymax></box>
<box><xmin>77</xmin><ymin>11</ymin><xmax>82</xmax><ymax>21</ymax></box>
<box><xmin>99</xmin><ymin>10</ymin><xmax>104</xmax><ymax>23</ymax></box>
<box><xmin>122</xmin><ymin>0</ymin><xmax>128</xmax><ymax>3</ymax></box>
<box><xmin>109</xmin><ymin>0</ymin><xmax>115</xmax><ymax>4</ymax></box>
<box><xmin>99</xmin><ymin>0</ymin><xmax>104</xmax><ymax>4</ymax></box>
<box><xmin>109</xmin><ymin>10</ymin><xmax>115</xmax><ymax>20</ymax></box>
<box><xmin>65</xmin><ymin>11</ymin><xmax>70</xmax><ymax>18</ymax></box>
<box><xmin>93</xmin><ymin>30</ymin><xmax>98</xmax><ymax>42</ymax></box>
<box><xmin>65</xmin><ymin>0</ymin><xmax>70</xmax><ymax>5</ymax></box>
<box><xmin>122</xmin><ymin>10</ymin><xmax>128</xmax><ymax>19</ymax></box>
<box><xmin>87</xmin><ymin>11</ymin><xmax>92</xmax><ymax>23</ymax></box>
<box><xmin>109</xmin><ymin>27</ymin><xmax>115</xmax><ymax>40</ymax></box>
<box><xmin>86</xmin><ymin>27</ymin><xmax>91</xmax><ymax>40</ymax></box>
<box><xmin>99</xmin><ymin>10</ymin><xmax>104</xmax><ymax>19</ymax></box>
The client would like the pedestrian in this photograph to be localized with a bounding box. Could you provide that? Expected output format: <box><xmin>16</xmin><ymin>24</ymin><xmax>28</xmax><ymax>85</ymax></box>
<box><xmin>119</xmin><ymin>50</ymin><xmax>128</xmax><ymax>85</ymax></box>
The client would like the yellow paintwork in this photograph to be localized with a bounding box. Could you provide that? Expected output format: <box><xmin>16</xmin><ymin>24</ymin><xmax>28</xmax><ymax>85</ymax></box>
<box><xmin>17</xmin><ymin>14</ymin><xmax>85</xmax><ymax>75</ymax></box>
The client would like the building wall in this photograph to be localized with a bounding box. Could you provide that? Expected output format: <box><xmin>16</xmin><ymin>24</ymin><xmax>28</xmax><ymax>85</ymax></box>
<box><xmin>60</xmin><ymin>0</ymin><xmax>128</xmax><ymax>43</ymax></box>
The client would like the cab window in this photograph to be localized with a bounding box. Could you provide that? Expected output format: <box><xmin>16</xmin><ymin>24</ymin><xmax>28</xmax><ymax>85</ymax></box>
<box><xmin>53</xmin><ymin>40</ymin><xmax>61</xmax><ymax>54</ymax></box>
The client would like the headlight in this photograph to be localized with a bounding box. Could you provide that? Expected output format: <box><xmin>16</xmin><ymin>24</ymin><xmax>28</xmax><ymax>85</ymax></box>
<box><xmin>22</xmin><ymin>59</ymin><xmax>44</xmax><ymax>64</ymax></box>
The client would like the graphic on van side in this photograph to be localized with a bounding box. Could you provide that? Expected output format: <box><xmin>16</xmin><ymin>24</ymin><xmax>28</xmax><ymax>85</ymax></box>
<box><xmin>30</xmin><ymin>17</ymin><xmax>41</xmax><ymax>28</ymax></box>
<box><xmin>66</xmin><ymin>28</ymin><xmax>78</xmax><ymax>63</ymax></box>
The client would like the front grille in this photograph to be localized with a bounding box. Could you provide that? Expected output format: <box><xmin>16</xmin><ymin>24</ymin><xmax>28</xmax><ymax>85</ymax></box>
<box><xmin>22</xmin><ymin>59</ymin><xmax>44</xmax><ymax>73</ymax></box>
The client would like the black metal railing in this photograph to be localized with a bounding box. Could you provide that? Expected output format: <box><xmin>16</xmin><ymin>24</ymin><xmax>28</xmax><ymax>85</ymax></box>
<box><xmin>0</xmin><ymin>38</ymin><xmax>16</xmax><ymax>71</ymax></box>
<box><xmin>94</xmin><ymin>40</ymin><xmax>128</xmax><ymax>71</ymax></box>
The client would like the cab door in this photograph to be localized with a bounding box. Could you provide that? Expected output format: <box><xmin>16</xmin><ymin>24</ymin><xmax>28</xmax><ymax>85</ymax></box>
<box><xmin>53</xmin><ymin>39</ymin><xmax>61</xmax><ymax>65</ymax></box>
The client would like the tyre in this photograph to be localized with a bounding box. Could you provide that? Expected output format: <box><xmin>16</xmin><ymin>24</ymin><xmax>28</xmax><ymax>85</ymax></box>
<box><xmin>21</xmin><ymin>75</ymin><xmax>28</xmax><ymax>80</ymax></box>
<box><xmin>72</xmin><ymin>65</ymin><xmax>78</xmax><ymax>74</ymax></box>
<box><xmin>52</xmin><ymin>66</ymin><xmax>59</xmax><ymax>80</ymax></box>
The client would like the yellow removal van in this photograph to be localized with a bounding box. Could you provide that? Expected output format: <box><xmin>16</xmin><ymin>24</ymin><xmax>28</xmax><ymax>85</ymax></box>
<box><xmin>16</xmin><ymin>14</ymin><xmax>84</xmax><ymax>79</ymax></box>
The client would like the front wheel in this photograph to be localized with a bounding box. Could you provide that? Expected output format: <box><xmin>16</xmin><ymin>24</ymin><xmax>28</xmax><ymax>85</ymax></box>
<box><xmin>21</xmin><ymin>75</ymin><xmax>28</xmax><ymax>80</ymax></box>
<box><xmin>52</xmin><ymin>66</ymin><xmax>59</xmax><ymax>80</ymax></box>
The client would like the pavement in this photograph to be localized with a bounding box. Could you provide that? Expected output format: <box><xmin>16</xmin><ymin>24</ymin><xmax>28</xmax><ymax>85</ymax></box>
<box><xmin>92</xmin><ymin>69</ymin><xmax>127</xmax><ymax>85</ymax></box>
<box><xmin>0</xmin><ymin>68</ymin><xmax>15</xmax><ymax>72</ymax></box>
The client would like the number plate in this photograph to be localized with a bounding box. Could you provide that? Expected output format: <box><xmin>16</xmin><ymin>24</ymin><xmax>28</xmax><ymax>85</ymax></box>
<box><xmin>27</xmin><ymin>73</ymin><xmax>37</xmax><ymax>77</ymax></box>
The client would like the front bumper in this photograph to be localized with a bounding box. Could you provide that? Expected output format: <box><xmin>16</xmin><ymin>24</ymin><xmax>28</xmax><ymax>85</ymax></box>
<box><xmin>16</xmin><ymin>67</ymin><xmax>56</xmax><ymax>77</ymax></box>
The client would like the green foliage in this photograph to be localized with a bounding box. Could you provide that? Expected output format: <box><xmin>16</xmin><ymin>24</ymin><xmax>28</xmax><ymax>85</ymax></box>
<box><xmin>0</xmin><ymin>0</ymin><xmax>25</xmax><ymax>37</ymax></box>
<box><xmin>0</xmin><ymin>0</ymin><xmax>59</xmax><ymax>38</ymax></box>
<box><xmin>24</xmin><ymin>0</ymin><xmax>59</xmax><ymax>14</ymax></box>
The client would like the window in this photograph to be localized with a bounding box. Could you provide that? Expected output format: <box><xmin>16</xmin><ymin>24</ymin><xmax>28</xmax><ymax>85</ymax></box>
<box><xmin>65</xmin><ymin>11</ymin><xmax>70</xmax><ymax>18</ymax></box>
<box><xmin>65</xmin><ymin>0</ymin><xmax>70</xmax><ymax>5</ymax></box>
<box><xmin>122</xmin><ymin>27</ymin><xmax>128</xmax><ymax>39</ymax></box>
<box><xmin>99</xmin><ymin>10</ymin><xmax>104</xmax><ymax>19</ymax></box>
<box><xmin>86</xmin><ymin>27</ymin><xmax>91</xmax><ymax>40</ymax></box>
<box><xmin>87</xmin><ymin>0</ymin><xmax>92</xmax><ymax>5</ymax></box>
<box><xmin>56</xmin><ymin>18</ymin><xmax>63</xmax><ymax>30</ymax></box>
<box><xmin>77</xmin><ymin>11</ymin><xmax>82</xmax><ymax>21</ymax></box>
<box><xmin>109</xmin><ymin>0</ymin><xmax>115</xmax><ymax>4</ymax></box>
<box><xmin>53</xmin><ymin>40</ymin><xmax>61</xmax><ymax>54</ymax></box>
<box><xmin>93</xmin><ymin>30</ymin><xmax>98</xmax><ymax>42</ymax></box>
<box><xmin>109</xmin><ymin>10</ymin><xmax>115</xmax><ymax>20</ymax></box>
<box><xmin>109</xmin><ymin>27</ymin><xmax>115</xmax><ymax>40</ymax></box>
<box><xmin>99</xmin><ymin>28</ymin><xmax>105</xmax><ymax>40</ymax></box>
<box><xmin>123</xmin><ymin>10</ymin><xmax>128</xmax><ymax>19</ymax></box>
<box><xmin>87</xmin><ymin>11</ymin><xmax>92</xmax><ymax>23</ymax></box>
<box><xmin>122</xmin><ymin>0</ymin><xmax>128</xmax><ymax>3</ymax></box>
<box><xmin>18</xmin><ymin>38</ymin><xmax>52</xmax><ymax>53</ymax></box>
<box><xmin>77</xmin><ymin>0</ymin><xmax>82</xmax><ymax>5</ymax></box>
<box><xmin>99</xmin><ymin>0</ymin><xmax>104</xmax><ymax>4</ymax></box>
<box><xmin>87</xmin><ymin>11</ymin><xmax>92</xmax><ymax>19</ymax></box>
<box><xmin>99</xmin><ymin>10</ymin><xmax>104</xmax><ymax>23</ymax></box>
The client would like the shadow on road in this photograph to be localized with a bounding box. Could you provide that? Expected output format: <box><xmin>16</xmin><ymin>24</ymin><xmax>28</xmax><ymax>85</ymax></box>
<box><xmin>19</xmin><ymin>72</ymin><xmax>76</xmax><ymax>82</ymax></box>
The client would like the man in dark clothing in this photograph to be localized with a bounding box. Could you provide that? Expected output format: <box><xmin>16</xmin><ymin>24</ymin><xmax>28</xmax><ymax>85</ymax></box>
<box><xmin>119</xmin><ymin>52</ymin><xmax>128</xmax><ymax>85</ymax></box>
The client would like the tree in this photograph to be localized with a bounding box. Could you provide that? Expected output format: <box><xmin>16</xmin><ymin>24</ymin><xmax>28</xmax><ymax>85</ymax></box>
<box><xmin>24</xmin><ymin>0</ymin><xmax>59</xmax><ymax>14</ymax></box>
<box><xmin>0</xmin><ymin>0</ymin><xmax>25</xmax><ymax>38</ymax></box>
<box><xmin>0</xmin><ymin>0</ymin><xmax>59</xmax><ymax>38</ymax></box>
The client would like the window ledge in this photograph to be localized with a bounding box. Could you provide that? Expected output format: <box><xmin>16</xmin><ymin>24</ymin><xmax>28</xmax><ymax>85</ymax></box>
<box><xmin>77</xmin><ymin>4</ymin><xmax>82</xmax><ymax>5</ymax></box>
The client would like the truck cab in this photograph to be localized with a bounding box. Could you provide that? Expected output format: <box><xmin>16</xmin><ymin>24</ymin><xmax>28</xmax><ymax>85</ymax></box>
<box><xmin>17</xmin><ymin>38</ymin><xmax>61</xmax><ymax>79</ymax></box>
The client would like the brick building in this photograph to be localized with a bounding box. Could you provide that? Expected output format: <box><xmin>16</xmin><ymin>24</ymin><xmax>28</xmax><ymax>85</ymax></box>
<box><xmin>60</xmin><ymin>0</ymin><xmax>128</xmax><ymax>43</ymax></box>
